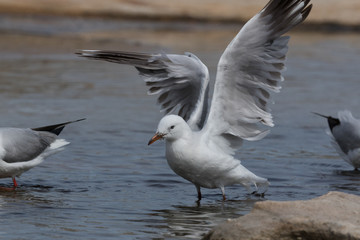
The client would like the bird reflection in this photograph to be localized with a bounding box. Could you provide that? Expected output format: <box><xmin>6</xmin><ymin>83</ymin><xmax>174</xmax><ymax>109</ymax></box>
<box><xmin>330</xmin><ymin>170</ymin><xmax>360</xmax><ymax>192</ymax></box>
<box><xmin>142</xmin><ymin>197</ymin><xmax>264</xmax><ymax>239</ymax></box>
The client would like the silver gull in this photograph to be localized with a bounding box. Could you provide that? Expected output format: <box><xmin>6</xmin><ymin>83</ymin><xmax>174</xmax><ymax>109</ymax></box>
<box><xmin>314</xmin><ymin>111</ymin><xmax>360</xmax><ymax>170</ymax></box>
<box><xmin>0</xmin><ymin>119</ymin><xmax>85</xmax><ymax>189</ymax></box>
<box><xmin>78</xmin><ymin>0</ymin><xmax>312</xmax><ymax>200</ymax></box>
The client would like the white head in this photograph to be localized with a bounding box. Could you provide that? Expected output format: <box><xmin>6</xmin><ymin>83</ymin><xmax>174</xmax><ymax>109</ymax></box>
<box><xmin>148</xmin><ymin>115</ymin><xmax>189</xmax><ymax>145</ymax></box>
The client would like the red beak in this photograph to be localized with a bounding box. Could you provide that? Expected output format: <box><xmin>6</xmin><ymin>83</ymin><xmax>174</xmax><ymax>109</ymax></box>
<box><xmin>148</xmin><ymin>133</ymin><xmax>164</xmax><ymax>145</ymax></box>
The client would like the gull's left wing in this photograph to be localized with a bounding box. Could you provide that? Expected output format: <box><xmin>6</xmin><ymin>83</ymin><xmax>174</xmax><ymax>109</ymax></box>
<box><xmin>203</xmin><ymin>0</ymin><xmax>312</xmax><ymax>154</ymax></box>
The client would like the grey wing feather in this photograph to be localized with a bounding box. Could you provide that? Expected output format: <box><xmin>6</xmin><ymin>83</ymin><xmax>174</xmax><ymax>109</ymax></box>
<box><xmin>0</xmin><ymin>128</ymin><xmax>56</xmax><ymax>163</ymax></box>
<box><xmin>77</xmin><ymin>50</ymin><xmax>209</xmax><ymax>130</ymax></box>
<box><xmin>204</xmin><ymin>0</ymin><xmax>312</xmax><ymax>154</ymax></box>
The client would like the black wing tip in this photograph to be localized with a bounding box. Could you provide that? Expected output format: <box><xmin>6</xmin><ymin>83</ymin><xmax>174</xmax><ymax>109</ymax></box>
<box><xmin>73</xmin><ymin>118</ymin><xmax>86</xmax><ymax>122</ymax></box>
<box><xmin>302</xmin><ymin>3</ymin><xmax>313</xmax><ymax>20</ymax></box>
<box><xmin>312</xmin><ymin>112</ymin><xmax>340</xmax><ymax>131</ymax></box>
<box><xmin>262</xmin><ymin>0</ymin><xmax>312</xmax><ymax>21</ymax></box>
<box><xmin>32</xmin><ymin>118</ymin><xmax>86</xmax><ymax>136</ymax></box>
<box><xmin>60</xmin><ymin>118</ymin><xmax>86</xmax><ymax>128</ymax></box>
<box><xmin>69</xmin><ymin>118</ymin><xmax>86</xmax><ymax>125</ymax></box>
<box><xmin>312</xmin><ymin>112</ymin><xmax>329</xmax><ymax>119</ymax></box>
<box><xmin>51</xmin><ymin>126</ymin><xmax>65</xmax><ymax>136</ymax></box>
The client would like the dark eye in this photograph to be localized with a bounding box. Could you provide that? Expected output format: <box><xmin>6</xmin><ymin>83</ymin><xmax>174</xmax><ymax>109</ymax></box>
<box><xmin>170</xmin><ymin>125</ymin><xmax>175</xmax><ymax>130</ymax></box>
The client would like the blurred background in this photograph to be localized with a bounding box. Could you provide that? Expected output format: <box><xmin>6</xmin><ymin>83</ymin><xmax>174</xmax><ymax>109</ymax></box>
<box><xmin>0</xmin><ymin>0</ymin><xmax>359</xmax><ymax>24</ymax></box>
<box><xmin>0</xmin><ymin>0</ymin><xmax>359</xmax><ymax>56</ymax></box>
<box><xmin>0</xmin><ymin>1</ymin><xmax>360</xmax><ymax>240</ymax></box>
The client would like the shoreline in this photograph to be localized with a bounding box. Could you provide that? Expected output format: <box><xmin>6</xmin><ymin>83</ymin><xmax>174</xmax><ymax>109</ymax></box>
<box><xmin>1</xmin><ymin>12</ymin><xmax>360</xmax><ymax>34</ymax></box>
<box><xmin>0</xmin><ymin>0</ymin><xmax>359</xmax><ymax>32</ymax></box>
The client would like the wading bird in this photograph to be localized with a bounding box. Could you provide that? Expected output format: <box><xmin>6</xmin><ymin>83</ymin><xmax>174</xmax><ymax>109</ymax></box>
<box><xmin>78</xmin><ymin>0</ymin><xmax>312</xmax><ymax>200</ymax></box>
<box><xmin>314</xmin><ymin>111</ymin><xmax>360</xmax><ymax>170</ymax></box>
<box><xmin>0</xmin><ymin>119</ymin><xmax>85</xmax><ymax>189</ymax></box>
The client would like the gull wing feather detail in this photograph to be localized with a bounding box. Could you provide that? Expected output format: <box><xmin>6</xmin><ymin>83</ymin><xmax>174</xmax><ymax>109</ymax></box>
<box><xmin>203</xmin><ymin>0</ymin><xmax>312</xmax><ymax>154</ymax></box>
<box><xmin>77</xmin><ymin>50</ymin><xmax>209</xmax><ymax>130</ymax></box>
<box><xmin>0</xmin><ymin>128</ymin><xmax>54</xmax><ymax>163</ymax></box>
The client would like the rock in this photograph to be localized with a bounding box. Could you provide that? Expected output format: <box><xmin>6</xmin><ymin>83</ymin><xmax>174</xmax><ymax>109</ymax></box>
<box><xmin>203</xmin><ymin>191</ymin><xmax>360</xmax><ymax>240</ymax></box>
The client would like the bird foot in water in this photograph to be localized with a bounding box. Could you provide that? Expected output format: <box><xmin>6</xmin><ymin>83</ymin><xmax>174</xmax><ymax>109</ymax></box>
<box><xmin>0</xmin><ymin>177</ymin><xmax>19</xmax><ymax>191</ymax></box>
<box><xmin>251</xmin><ymin>191</ymin><xmax>265</xmax><ymax>197</ymax></box>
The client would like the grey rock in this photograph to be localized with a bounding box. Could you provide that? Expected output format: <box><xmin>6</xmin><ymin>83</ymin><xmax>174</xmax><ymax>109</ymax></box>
<box><xmin>203</xmin><ymin>191</ymin><xmax>360</xmax><ymax>240</ymax></box>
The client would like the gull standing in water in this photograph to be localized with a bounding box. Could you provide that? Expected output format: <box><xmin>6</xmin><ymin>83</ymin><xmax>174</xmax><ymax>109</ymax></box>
<box><xmin>0</xmin><ymin>119</ymin><xmax>85</xmax><ymax>189</ymax></box>
<box><xmin>78</xmin><ymin>0</ymin><xmax>312</xmax><ymax>200</ymax></box>
<box><xmin>314</xmin><ymin>111</ymin><xmax>360</xmax><ymax>170</ymax></box>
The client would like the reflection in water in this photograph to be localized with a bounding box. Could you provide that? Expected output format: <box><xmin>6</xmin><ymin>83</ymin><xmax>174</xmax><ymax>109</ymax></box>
<box><xmin>142</xmin><ymin>198</ymin><xmax>262</xmax><ymax>239</ymax></box>
<box><xmin>335</xmin><ymin>170</ymin><xmax>360</xmax><ymax>177</ymax></box>
<box><xmin>0</xmin><ymin>183</ymin><xmax>94</xmax><ymax>238</ymax></box>
<box><xmin>330</xmin><ymin>170</ymin><xmax>360</xmax><ymax>192</ymax></box>
<box><xmin>0</xmin><ymin>184</ymin><xmax>66</xmax><ymax>206</ymax></box>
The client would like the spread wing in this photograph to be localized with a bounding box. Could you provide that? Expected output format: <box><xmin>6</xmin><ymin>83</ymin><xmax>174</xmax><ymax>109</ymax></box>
<box><xmin>203</xmin><ymin>0</ymin><xmax>312</xmax><ymax>154</ymax></box>
<box><xmin>77</xmin><ymin>50</ymin><xmax>209</xmax><ymax>130</ymax></box>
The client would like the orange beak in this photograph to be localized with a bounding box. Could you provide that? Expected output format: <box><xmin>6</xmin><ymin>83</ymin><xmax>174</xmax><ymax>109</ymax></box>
<box><xmin>148</xmin><ymin>133</ymin><xmax>164</xmax><ymax>145</ymax></box>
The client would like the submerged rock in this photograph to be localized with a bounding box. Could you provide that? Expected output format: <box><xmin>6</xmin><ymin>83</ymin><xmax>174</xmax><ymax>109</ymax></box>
<box><xmin>203</xmin><ymin>191</ymin><xmax>360</xmax><ymax>240</ymax></box>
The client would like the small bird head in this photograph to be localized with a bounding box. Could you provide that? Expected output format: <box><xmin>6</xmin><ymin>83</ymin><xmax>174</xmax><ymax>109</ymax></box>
<box><xmin>148</xmin><ymin>115</ymin><xmax>189</xmax><ymax>145</ymax></box>
<box><xmin>312</xmin><ymin>112</ymin><xmax>340</xmax><ymax>131</ymax></box>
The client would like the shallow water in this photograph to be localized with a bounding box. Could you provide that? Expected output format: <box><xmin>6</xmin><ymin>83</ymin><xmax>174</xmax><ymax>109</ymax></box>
<box><xmin>0</xmin><ymin>15</ymin><xmax>360</xmax><ymax>239</ymax></box>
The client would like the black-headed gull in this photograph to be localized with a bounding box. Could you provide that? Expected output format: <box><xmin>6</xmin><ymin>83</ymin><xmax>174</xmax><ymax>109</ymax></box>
<box><xmin>0</xmin><ymin>119</ymin><xmax>85</xmax><ymax>189</ymax></box>
<box><xmin>314</xmin><ymin>111</ymin><xmax>360</xmax><ymax>170</ymax></box>
<box><xmin>78</xmin><ymin>0</ymin><xmax>312</xmax><ymax>200</ymax></box>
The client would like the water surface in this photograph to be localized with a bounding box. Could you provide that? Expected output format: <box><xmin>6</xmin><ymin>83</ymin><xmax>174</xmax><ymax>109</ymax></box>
<box><xmin>0</xmin><ymin>15</ymin><xmax>360</xmax><ymax>239</ymax></box>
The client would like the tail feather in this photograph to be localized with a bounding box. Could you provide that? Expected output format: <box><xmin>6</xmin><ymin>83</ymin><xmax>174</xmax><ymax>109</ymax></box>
<box><xmin>41</xmin><ymin>139</ymin><xmax>70</xmax><ymax>158</ymax></box>
<box><xmin>253</xmin><ymin>177</ymin><xmax>269</xmax><ymax>194</ymax></box>
<box><xmin>233</xmin><ymin>163</ymin><xmax>269</xmax><ymax>194</ymax></box>
<box><xmin>242</xmin><ymin>175</ymin><xmax>269</xmax><ymax>194</ymax></box>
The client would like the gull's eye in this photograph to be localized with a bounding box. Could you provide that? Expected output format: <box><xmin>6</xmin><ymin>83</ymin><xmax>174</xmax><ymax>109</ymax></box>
<box><xmin>170</xmin><ymin>125</ymin><xmax>175</xmax><ymax>130</ymax></box>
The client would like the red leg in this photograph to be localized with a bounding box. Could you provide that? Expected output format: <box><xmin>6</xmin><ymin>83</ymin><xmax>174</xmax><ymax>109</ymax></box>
<box><xmin>0</xmin><ymin>177</ymin><xmax>17</xmax><ymax>191</ymax></box>
<box><xmin>12</xmin><ymin>177</ymin><xmax>18</xmax><ymax>189</ymax></box>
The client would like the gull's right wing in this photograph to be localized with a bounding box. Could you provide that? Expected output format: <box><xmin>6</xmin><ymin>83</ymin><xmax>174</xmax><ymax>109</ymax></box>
<box><xmin>77</xmin><ymin>50</ymin><xmax>209</xmax><ymax>130</ymax></box>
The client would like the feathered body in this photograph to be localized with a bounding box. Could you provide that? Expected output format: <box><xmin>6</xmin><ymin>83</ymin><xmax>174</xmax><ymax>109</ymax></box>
<box><xmin>0</xmin><ymin>119</ymin><xmax>85</xmax><ymax>188</ymax></box>
<box><xmin>78</xmin><ymin>0</ymin><xmax>312</xmax><ymax>200</ymax></box>
<box><xmin>161</xmin><ymin>116</ymin><xmax>268</xmax><ymax>192</ymax></box>
<box><xmin>317</xmin><ymin>111</ymin><xmax>360</xmax><ymax>170</ymax></box>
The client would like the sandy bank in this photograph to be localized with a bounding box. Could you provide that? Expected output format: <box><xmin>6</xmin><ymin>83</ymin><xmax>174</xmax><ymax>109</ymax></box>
<box><xmin>0</xmin><ymin>0</ymin><xmax>359</xmax><ymax>27</ymax></box>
